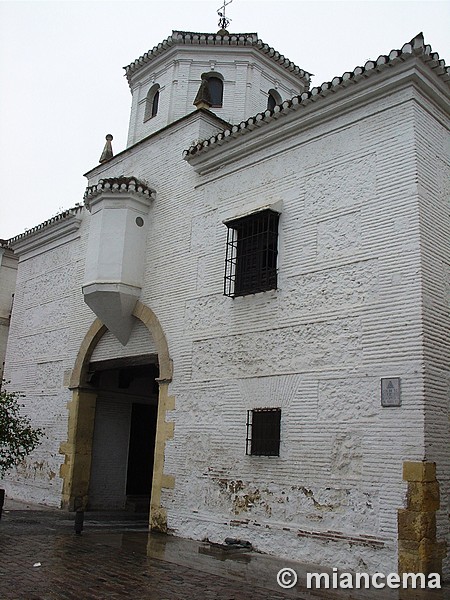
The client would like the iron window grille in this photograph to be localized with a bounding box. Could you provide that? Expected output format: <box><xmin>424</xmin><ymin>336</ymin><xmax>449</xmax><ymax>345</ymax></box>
<box><xmin>224</xmin><ymin>209</ymin><xmax>280</xmax><ymax>297</ymax></box>
<box><xmin>246</xmin><ymin>408</ymin><xmax>281</xmax><ymax>456</ymax></box>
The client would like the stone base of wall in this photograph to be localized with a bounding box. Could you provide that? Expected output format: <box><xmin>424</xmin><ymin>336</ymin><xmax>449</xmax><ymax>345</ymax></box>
<box><xmin>398</xmin><ymin>461</ymin><xmax>446</xmax><ymax>576</ymax></box>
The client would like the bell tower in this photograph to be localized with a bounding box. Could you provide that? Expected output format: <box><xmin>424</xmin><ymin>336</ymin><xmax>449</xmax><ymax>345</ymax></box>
<box><xmin>124</xmin><ymin>30</ymin><xmax>311</xmax><ymax>147</ymax></box>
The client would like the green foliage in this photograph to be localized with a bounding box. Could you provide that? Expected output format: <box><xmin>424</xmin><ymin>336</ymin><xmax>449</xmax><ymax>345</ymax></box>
<box><xmin>0</xmin><ymin>381</ymin><xmax>44</xmax><ymax>477</ymax></box>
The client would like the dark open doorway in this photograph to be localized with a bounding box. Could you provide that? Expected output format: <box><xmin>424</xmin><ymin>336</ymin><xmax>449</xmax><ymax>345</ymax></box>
<box><xmin>87</xmin><ymin>357</ymin><xmax>159</xmax><ymax>514</ymax></box>
<box><xmin>126</xmin><ymin>402</ymin><xmax>158</xmax><ymax>496</ymax></box>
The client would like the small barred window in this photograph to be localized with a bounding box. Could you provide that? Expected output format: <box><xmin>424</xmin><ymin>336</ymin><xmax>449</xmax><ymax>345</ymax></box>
<box><xmin>224</xmin><ymin>209</ymin><xmax>280</xmax><ymax>297</ymax></box>
<box><xmin>246</xmin><ymin>408</ymin><xmax>281</xmax><ymax>456</ymax></box>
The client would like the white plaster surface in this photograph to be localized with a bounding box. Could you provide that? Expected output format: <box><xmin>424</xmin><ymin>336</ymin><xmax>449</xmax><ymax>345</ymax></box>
<box><xmin>83</xmin><ymin>192</ymin><xmax>153</xmax><ymax>344</ymax></box>
<box><xmin>0</xmin><ymin>247</ymin><xmax>17</xmax><ymax>379</ymax></box>
<box><xmin>91</xmin><ymin>319</ymin><xmax>157</xmax><ymax>363</ymax></box>
<box><xmin>2</xmin><ymin>43</ymin><xmax>449</xmax><ymax>577</ymax></box>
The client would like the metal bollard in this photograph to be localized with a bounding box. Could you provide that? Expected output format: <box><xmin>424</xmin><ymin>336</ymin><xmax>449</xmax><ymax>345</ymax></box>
<box><xmin>74</xmin><ymin>510</ymin><xmax>84</xmax><ymax>535</ymax></box>
<box><xmin>0</xmin><ymin>489</ymin><xmax>4</xmax><ymax>521</ymax></box>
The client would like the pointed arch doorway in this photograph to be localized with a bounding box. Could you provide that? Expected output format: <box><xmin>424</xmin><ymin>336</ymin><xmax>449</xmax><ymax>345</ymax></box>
<box><xmin>59</xmin><ymin>301</ymin><xmax>175</xmax><ymax>531</ymax></box>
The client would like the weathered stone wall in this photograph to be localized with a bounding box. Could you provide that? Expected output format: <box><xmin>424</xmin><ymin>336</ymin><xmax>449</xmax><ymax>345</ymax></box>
<box><xmin>399</xmin><ymin>462</ymin><xmax>446</xmax><ymax>577</ymax></box>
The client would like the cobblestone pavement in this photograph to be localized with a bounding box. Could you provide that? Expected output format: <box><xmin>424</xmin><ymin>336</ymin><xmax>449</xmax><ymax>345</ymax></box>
<box><xmin>0</xmin><ymin>503</ymin><xmax>447</xmax><ymax>600</ymax></box>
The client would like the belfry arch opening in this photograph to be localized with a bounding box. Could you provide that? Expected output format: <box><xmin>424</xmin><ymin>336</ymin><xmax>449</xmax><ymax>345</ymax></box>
<box><xmin>200</xmin><ymin>72</ymin><xmax>224</xmax><ymax>107</ymax></box>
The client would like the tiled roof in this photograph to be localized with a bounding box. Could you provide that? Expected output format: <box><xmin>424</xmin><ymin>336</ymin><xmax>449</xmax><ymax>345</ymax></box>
<box><xmin>8</xmin><ymin>206</ymin><xmax>83</xmax><ymax>244</ymax></box>
<box><xmin>7</xmin><ymin>178</ymin><xmax>155</xmax><ymax>245</ymax></box>
<box><xmin>183</xmin><ymin>33</ymin><xmax>449</xmax><ymax>160</ymax></box>
<box><xmin>83</xmin><ymin>177</ymin><xmax>155</xmax><ymax>203</ymax></box>
<box><xmin>124</xmin><ymin>30</ymin><xmax>311</xmax><ymax>84</ymax></box>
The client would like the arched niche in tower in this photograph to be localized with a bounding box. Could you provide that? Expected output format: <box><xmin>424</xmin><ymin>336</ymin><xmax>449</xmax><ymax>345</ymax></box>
<box><xmin>201</xmin><ymin>72</ymin><xmax>224</xmax><ymax>108</ymax></box>
<box><xmin>267</xmin><ymin>88</ymin><xmax>282</xmax><ymax>111</ymax></box>
<box><xmin>144</xmin><ymin>84</ymin><xmax>160</xmax><ymax>121</ymax></box>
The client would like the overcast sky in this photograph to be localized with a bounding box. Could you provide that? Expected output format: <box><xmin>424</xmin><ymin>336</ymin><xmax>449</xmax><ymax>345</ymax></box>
<box><xmin>1</xmin><ymin>0</ymin><xmax>449</xmax><ymax>239</ymax></box>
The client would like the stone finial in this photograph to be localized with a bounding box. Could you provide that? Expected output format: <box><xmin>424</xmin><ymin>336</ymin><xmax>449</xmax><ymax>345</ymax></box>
<box><xmin>99</xmin><ymin>134</ymin><xmax>114</xmax><ymax>163</ymax></box>
<box><xmin>193</xmin><ymin>78</ymin><xmax>213</xmax><ymax>110</ymax></box>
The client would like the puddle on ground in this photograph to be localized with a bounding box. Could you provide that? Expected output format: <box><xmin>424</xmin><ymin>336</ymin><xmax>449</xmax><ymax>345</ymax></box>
<box><xmin>79</xmin><ymin>531</ymin><xmax>447</xmax><ymax>600</ymax></box>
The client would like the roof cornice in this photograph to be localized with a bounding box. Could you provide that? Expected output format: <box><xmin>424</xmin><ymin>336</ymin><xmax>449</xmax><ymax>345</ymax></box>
<box><xmin>84</xmin><ymin>108</ymin><xmax>231</xmax><ymax>179</ymax></box>
<box><xmin>183</xmin><ymin>33</ymin><xmax>449</xmax><ymax>169</ymax></box>
<box><xmin>84</xmin><ymin>177</ymin><xmax>156</xmax><ymax>210</ymax></box>
<box><xmin>124</xmin><ymin>30</ymin><xmax>311</xmax><ymax>86</ymax></box>
<box><xmin>8</xmin><ymin>207</ymin><xmax>83</xmax><ymax>258</ymax></box>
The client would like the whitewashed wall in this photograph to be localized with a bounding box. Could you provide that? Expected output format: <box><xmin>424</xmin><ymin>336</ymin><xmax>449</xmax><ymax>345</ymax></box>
<box><xmin>1</xmin><ymin>111</ymin><xmax>223</xmax><ymax>506</ymax></box>
<box><xmin>159</xmin><ymin>92</ymin><xmax>426</xmax><ymax>574</ymax></box>
<box><xmin>86</xmin><ymin>84</ymin><xmax>432</xmax><ymax>573</ymax></box>
<box><xmin>91</xmin><ymin>321</ymin><xmax>157</xmax><ymax>363</ymax></box>
<box><xmin>1</xmin><ymin>216</ymin><xmax>95</xmax><ymax>505</ymax></box>
<box><xmin>0</xmin><ymin>247</ymin><xmax>17</xmax><ymax>380</ymax></box>
<box><xmin>3</xmin><ymin>56</ymin><xmax>448</xmax><ymax>577</ymax></box>
<box><xmin>414</xmin><ymin>99</ymin><xmax>450</xmax><ymax>577</ymax></box>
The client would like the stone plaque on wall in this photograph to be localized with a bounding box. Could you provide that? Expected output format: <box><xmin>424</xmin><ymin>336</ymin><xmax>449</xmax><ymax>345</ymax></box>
<box><xmin>381</xmin><ymin>378</ymin><xmax>401</xmax><ymax>407</ymax></box>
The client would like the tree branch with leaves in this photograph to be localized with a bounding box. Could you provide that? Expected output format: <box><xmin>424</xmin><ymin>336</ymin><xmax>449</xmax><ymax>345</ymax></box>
<box><xmin>0</xmin><ymin>382</ymin><xmax>44</xmax><ymax>478</ymax></box>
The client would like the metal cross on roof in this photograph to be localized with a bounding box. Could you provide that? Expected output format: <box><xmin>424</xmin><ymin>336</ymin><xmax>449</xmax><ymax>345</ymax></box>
<box><xmin>217</xmin><ymin>0</ymin><xmax>233</xmax><ymax>31</ymax></box>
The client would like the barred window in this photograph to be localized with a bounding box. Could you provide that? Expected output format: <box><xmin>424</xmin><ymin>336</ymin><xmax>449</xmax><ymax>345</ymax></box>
<box><xmin>246</xmin><ymin>408</ymin><xmax>281</xmax><ymax>456</ymax></box>
<box><xmin>224</xmin><ymin>209</ymin><xmax>280</xmax><ymax>297</ymax></box>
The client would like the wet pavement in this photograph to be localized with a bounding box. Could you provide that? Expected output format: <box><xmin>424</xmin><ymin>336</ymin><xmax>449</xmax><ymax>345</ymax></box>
<box><xmin>0</xmin><ymin>499</ymin><xmax>447</xmax><ymax>599</ymax></box>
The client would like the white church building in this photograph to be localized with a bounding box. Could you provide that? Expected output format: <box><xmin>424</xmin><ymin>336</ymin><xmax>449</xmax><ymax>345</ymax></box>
<box><xmin>1</xmin><ymin>28</ymin><xmax>449</xmax><ymax>578</ymax></box>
